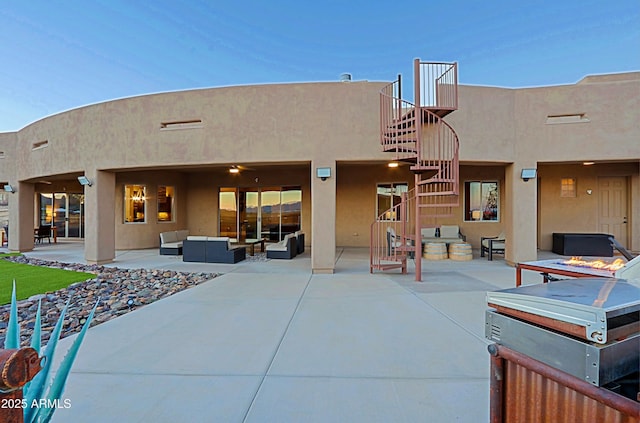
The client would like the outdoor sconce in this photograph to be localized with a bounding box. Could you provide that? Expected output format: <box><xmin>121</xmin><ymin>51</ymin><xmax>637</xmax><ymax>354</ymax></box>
<box><xmin>521</xmin><ymin>168</ymin><xmax>537</xmax><ymax>182</ymax></box>
<box><xmin>316</xmin><ymin>167</ymin><xmax>331</xmax><ymax>181</ymax></box>
<box><xmin>77</xmin><ymin>176</ymin><xmax>92</xmax><ymax>186</ymax></box>
<box><xmin>3</xmin><ymin>184</ymin><xmax>15</xmax><ymax>193</ymax></box>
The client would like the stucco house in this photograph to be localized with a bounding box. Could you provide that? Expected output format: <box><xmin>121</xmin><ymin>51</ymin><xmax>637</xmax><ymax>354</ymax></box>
<box><xmin>0</xmin><ymin>59</ymin><xmax>638</xmax><ymax>276</ymax></box>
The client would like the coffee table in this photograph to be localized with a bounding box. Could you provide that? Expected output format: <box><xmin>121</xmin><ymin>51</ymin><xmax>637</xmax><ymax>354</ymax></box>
<box><xmin>244</xmin><ymin>238</ymin><xmax>266</xmax><ymax>256</ymax></box>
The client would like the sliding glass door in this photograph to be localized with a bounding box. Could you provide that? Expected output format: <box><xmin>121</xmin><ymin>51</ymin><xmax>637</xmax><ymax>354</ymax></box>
<box><xmin>39</xmin><ymin>192</ymin><xmax>85</xmax><ymax>238</ymax></box>
<box><xmin>219</xmin><ymin>186</ymin><xmax>301</xmax><ymax>242</ymax></box>
<box><xmin>240</xmin><ymin>190</ymin><xmax>259</xmax><ymax>240</ymax></box>
<box><xmin>219</xmin><ymin>188</ymin><xmax>237</xmax><ymax>238</ymax></box>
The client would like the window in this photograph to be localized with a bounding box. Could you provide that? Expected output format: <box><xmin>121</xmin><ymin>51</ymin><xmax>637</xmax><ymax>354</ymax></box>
<box><xmin>560</xmin><ymin>178</ymin><xmax>576</xmax><ymax>198</ymax></box>
<box><xmin>464</xmin><ymin>181</ymin><xmax>499</xmax><ymax>221</ymax></box>
<box><xmin>124</xmin><ymin>185</ymin><xmax>146</xmax><ymax>223</ymax></box>
<box><xmin>376</xmin><ymin>183</ymin><xmax>408</xmax><ymax>221</ymax></box>
<box><xmin>157</xmin><ymin>186</ymin><xmax>175</xmax><ymax>222</ymax></box>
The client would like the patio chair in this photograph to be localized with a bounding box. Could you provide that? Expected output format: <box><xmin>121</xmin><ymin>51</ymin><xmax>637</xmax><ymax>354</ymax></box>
<box><xmin>481</xmin><ymin>231</ymin><xmax>505</xmax><ymax>261</ymax></box>
<box><xmin>35</xmin><ymin>225</ymin><xmax>52</xmax><ymax>244</ymax></box>
<box><xmin>387</xmin><ymin>227</ymin><xmax>413</xmax><ymax>257</ymax></box>
<box><xmin>266</xmin><ymin>233</ymin><xmax>297</xmax><ymax>259</ymax></box>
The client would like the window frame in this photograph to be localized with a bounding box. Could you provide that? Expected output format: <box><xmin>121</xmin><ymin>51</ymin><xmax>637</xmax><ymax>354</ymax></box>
<box><xmin>376</xmin><ymin>182</ymin><xmax>409</xmax><ymax>221</ymax></box>
<box><xmin>560</xmin><ymin>178</ymin><xmax>577</xmax><ymax>198</ymax></box>
<box><xmin>124</xmin><ymin>184</ymin><xmax>147</xmax><ymax>223</ymax></box>
<box><xmin>157</xmin><ymin>185</ymin><xmax>175</xmax><ymax>223</ymax></box>
<box><xmin>463</xmin><ymin>180</ymin><xmax>500</xmax><ymax>222</ymax></box>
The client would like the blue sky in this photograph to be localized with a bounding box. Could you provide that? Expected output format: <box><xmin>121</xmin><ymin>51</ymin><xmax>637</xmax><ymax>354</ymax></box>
<box><xmin>1</xmin><ymin>0</ymin><xmax>638</xmax><ymax>132</ymax></box>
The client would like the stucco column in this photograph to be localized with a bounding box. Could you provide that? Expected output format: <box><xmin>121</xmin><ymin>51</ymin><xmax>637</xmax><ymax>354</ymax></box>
<box><xmin>84</xmin><ymin>170</ymin><xmax>116</xmax><ymax>264</ymax></box>
<box><xmin>631</xmin><ymin>163</ymin><xmax>640</xmax><ymax>252</ymax></box>
<box><xmin>8</xmin><ymin>182</ymin><xmax>35</xmax><ymax>252</ymax></box>
<box><xmin>311</xmin><ymin>161</ymin><xmax>336</xmax><ymax>273</ymax></box>
<box><xmin>505</xmin><ymin>163</ymin><xmax>538</xmax><ymax>265</ymax></box>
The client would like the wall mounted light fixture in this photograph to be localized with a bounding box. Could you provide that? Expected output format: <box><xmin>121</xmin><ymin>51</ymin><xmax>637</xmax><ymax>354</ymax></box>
<box><xmin>77</xmin><ymin>176</ymin><xmax>92</xmax><ymax>186</ymax></box>
<box><xmin>521</xmin><ymin>168</ymin><xmax>537</xmax><ymax>182</ymax></box>
<box><xmin>316</xmin><ymin>167</ymin><xmax>331</xmax><ymax>181</ymax></box>
<box><xmin>3</xmin><ymin>184</ymin><xmax>15</xmax><ymax>193</ymax></box>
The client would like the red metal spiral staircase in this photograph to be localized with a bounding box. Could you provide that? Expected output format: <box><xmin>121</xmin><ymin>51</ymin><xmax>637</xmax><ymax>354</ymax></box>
<box><xmin>370</xmin><ymin>59</ymin><xmax>459</xmax><ymax>281</ymax></box>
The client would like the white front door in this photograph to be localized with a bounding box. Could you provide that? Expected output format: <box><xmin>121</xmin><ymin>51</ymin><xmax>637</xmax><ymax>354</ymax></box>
<box><xmin>598</xmin><ymin>176</ymin><xmax>628</xmax><ymax>247</ymax></box>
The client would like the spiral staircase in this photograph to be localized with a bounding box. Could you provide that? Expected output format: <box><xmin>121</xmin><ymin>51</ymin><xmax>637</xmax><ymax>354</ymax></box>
<box><xmin>370</xmin><ymin>60</ymin><xmax>459</xmax><ymax>281</ymax></box>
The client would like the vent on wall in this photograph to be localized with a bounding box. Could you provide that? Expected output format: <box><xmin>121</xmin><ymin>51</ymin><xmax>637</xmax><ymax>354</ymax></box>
<box><xmin>546</xmin><ymin>114</ymin><xmax>590</xmax><ymax>125</ymax></box>
<box><xmin>160</xmin><ymin>119</ymin><xmax>203</xmax><ymax>130</ymax></box>
<box><xmin>32</xmin><ymin>140</ymin><xmax>49</xmax><ymax>150</ymax></box>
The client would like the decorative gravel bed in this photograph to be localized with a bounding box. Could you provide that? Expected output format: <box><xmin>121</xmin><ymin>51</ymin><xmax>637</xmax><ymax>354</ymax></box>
<box><xmin>0</xmin><ymin>256</ymin><xmax>219</xmax><ymax>348</ymax></box>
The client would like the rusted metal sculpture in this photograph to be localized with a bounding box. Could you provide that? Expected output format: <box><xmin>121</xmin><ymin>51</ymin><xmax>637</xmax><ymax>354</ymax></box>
<box><xmin>0</xmin><ymin>348</ymin><xmax>43</xmax><ymax>423</ymax></box>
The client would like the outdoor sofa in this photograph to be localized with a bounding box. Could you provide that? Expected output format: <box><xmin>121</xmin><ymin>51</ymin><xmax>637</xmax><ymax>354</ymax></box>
<box><xmin>183</xmin><ymin>236</ymin><xmax>246</xmax><ymax>263</ymax></box>
<box><xmin>159</xmin><ymin>230</ymin><xmax>189</xmax><ymax>255</ymax></box>
<box><xmin>421</xmin><ymin>225</ymin><xmax>466</xmax><ymax>245</ymax></box>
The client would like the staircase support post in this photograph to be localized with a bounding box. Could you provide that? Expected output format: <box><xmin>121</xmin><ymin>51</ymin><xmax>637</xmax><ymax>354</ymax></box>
<box><xmin>414</xmin><ymin>59</ymin><xmax>423</xmax><ymax>282</ymax></box>
<box><xmin>415</xmin><ymin>173</ymin><xmax>422</xmax><ymax>281</ymax></box>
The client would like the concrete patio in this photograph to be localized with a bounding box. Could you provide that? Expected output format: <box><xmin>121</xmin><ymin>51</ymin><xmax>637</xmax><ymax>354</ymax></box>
<box><xmin>4</xmin><ymin>241</ymin><xmax>546</xmax><ymax>422</ymax></box>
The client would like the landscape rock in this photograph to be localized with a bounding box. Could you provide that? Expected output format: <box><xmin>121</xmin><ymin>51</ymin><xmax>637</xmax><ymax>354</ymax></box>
<box><xmin>0</xmin><ymin>256</ymin><xmax>218</xmax><ymax>347</ymax></box>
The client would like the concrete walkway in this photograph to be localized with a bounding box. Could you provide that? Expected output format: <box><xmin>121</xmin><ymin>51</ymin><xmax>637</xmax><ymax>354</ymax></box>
<box><xmin>6</xmin><ymin>242</ymin><xmax>544</xmax><ymax>422</ymax></box>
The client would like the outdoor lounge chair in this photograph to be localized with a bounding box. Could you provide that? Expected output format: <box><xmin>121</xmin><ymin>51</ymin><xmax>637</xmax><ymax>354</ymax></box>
<box><xmin>266</xmin><ymin>233</ymin><xmax>297</xmax><ymax>259</ymax></box>
<box><xmin>481</xmin><ymin>232</ymin><xmax>506</xmax><ymax>261</ymax></box>
<box><xmin>34</xmin><ymin>225</ymin><xmax>52</xmax><ymax>244</ymax></box>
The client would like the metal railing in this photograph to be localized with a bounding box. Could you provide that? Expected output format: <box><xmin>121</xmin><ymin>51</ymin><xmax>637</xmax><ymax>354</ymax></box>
<box><xmin>370</xmin><ymin>190</ymin><xmax>416</xmax><ymax>274</ymax></box>
<box><xmin>412</xmin><ymin>109</ymin><xmax>459</xmax><ymax>178</ymax></box>
<box><xmin>380</xmin><ymin>79</ymin><xmax>418</xmax><ymax>161</ymax></box>
<box><xmin>417</xmin><ymin>61</ymin><xmax>458</xmax><ymax>111</ymax></box>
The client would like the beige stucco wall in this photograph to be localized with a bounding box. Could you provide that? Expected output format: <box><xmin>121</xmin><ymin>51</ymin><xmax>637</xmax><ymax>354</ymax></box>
<box><xmin>538</xmin><ymin>162</ymin><xmax>639</xmax><ymax>251</ymax></box>
<box><xmin>114</xmin><ymin>171</ymin><xmax>189</xmax><ymax>249</ymax></box>
<box><xmin>12</xmin><ymin>81</ymin><xmax>389</xmax><ymax>184</ymax></box>
<box><xmin>335</xmin><ymin>163</ymin><xmax>506</xmax><ymax>248</ymax></box>
<box><xmin>2</xmin><ymin>72</ymin><xmax>639</xmax><ymax>265</ymax></box>
<box><xmin>336</xmin><ymin>163</ymin><xmax>414</xmax><ymax>247</ymax></box>
<box><xmin>0</xmin><ymin>132</ymin><xmax>17</xmax><ymax>188</ymax></box>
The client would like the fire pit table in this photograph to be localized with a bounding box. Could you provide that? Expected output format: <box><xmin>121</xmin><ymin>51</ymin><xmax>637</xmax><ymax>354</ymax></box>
<box><xmin>515</xmin><ymin>257</ymin><xmax>627</xmax><ymax>287</ymax></box>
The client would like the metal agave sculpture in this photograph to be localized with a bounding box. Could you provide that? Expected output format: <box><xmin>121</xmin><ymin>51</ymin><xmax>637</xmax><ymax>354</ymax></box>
<box><xmin>4</xmin><ymin>280</ymin><xmax>98</xmax><ymax>423</ymax></box>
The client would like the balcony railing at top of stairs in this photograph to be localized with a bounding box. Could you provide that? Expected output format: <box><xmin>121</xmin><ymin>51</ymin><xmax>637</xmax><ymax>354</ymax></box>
<box><xmin>416</xmin><ymin>61</ymin><xmax>458</xmax><ymax>114</ymax></box>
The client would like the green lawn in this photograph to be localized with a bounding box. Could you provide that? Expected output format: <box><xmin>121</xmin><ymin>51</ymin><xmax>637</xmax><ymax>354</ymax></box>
<box><xmin>0</xmin><ymin>254</ymin><xmax>95</xmax><ymax>305</ymax></box>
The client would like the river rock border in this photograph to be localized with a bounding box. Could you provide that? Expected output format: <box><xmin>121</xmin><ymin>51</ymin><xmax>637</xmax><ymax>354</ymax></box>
<box><xmin>0</xmin><ymin>256</ymin><xmax>218</xmax><ymax>347</ymax></box>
